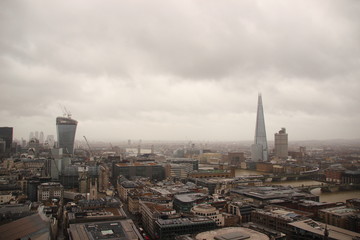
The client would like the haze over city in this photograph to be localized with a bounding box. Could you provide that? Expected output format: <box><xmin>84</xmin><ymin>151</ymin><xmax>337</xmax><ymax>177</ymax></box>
<box><xmin>1</xmin><ymin>0</ymin><xmax>360</xmax><ymax>141</ymax></box>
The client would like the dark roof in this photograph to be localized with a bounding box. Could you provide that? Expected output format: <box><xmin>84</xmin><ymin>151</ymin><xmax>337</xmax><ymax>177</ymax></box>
<box><xmin>0</xmin><ymin>213</ymin><xmax>49</xmax><ymax>240</ymax></box>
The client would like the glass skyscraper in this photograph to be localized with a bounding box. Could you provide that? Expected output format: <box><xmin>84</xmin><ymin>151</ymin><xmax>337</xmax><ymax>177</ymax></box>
<box><xmin>251</xmin><ymin>94</ymin><xmax>268</xmax><ymax>161</ymax></box>
<box><xmin>0</xmin><ymin>127</ymin><xmax>13</xmax><ymax>155</ymax></box>
<box><xmin>56</xmin><ymin>116</ymin><xmax>77</xmax><ymax>155</ymax></box>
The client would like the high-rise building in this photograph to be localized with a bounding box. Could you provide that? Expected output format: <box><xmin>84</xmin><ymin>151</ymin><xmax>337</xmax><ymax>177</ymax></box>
<box><xmin>46</xmin><ymin>135</ymin><xmax>55</xmax><ymax>148</ymax></box>
<box><xmin>274</xmin><ymin>128</ymin><xmax>288</xmax><ymax>159</ymax></box>
<box><xmin>39</xmin><ymin>131</ymin><xmax>44</xmax><ymax>144</ymax></box>
<box><xmin>56</xmin><ymin>116</ymin><xmax>78</xmax><ymax>155</ymax></box>
<box><xmin>251</xmin><ymin>94</ymin><xmax>268</xmax><ymax>162</ymax></box>
<box><xmin>0</xmin><ymin>127</ymin><xmax>13</xmax><ymax>155</ymax></box>
<box><xmin>29</xmin><ymin>132</ymin><xmax>34</xmax><ymax>141</ymax></box>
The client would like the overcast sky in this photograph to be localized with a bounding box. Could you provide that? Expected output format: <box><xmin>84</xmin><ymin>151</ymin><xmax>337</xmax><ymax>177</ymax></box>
<box><xmin>1</xmin><ymin>0</ymin><xmax>360</xmax><ymax>142</ymax></box>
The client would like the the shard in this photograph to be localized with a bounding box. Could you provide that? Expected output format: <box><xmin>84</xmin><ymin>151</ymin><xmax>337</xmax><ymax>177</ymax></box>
<box><xmin>251</xmin><ymin>94</ymin><xmax>268</xmax><ymax>161</ymax></box>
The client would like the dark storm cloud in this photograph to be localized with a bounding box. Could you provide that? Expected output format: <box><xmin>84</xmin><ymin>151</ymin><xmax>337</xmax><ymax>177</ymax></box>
<box><xmin>1</xmin><ymin>0</ymin><xmax>360</xmax><ymax>140</ymax></box>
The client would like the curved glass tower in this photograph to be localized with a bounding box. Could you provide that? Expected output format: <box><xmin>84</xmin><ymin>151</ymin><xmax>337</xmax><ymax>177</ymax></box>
<box><xmin>251</xmin><ymin>94</ymin><xmax>268</xmax><ymax>161</ymax></box>
<box><xmin>56</xmin><ymin>116</ymin><xmax>77</xmax><ymax>155</ymax></box>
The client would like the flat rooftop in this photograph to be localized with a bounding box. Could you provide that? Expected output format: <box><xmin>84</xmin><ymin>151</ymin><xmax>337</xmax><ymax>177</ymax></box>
<box><xmin>68</xmin><ymin>219</ymin><xmax>141</xmax><ymax>240</ymax></box>
<box><xmin>320</xmin><ymin>206</ymin><xmax>357</xmax><ymax>216</ymax></box>
<box><xmin>157</xmin><ymin>217</ymin><xmax>214</xmax><ymax>226</ymax></box>
<box><xmin>195</xmin><ymin>227</ymin><xmax>269</xmax><ymax>240</ymax></box>
<box><xmin>175</xmin><ymin>193</ymin><xmax>207</xmax><ymax>203</ymax></box>
<box><xmin>289</xmin><ymin>219</ymin><xmax>360</xmax><ymax>240</ymax></box>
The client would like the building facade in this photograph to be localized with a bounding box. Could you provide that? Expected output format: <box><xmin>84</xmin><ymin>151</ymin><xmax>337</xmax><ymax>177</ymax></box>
<box><xmin>56</xmin><ymin>116</ymin><xmax>78</xmax><ymax>155</ymax></box>
<box><xmin>37</xmin><ymin>182</ymin><xmax>64</xmax><ymax>202</ymax></box>
<box><xmin>274</xmin><ymin>128</ymin><xmax>288</xmax><ymax>159</ymax></box>
<box><xmin>251</xmin><ymin>94</ymin><xmax>268</xmax><ymax>162</ymax></box>
<box><xmin>191</xmin><ymin>204</ymin><xmax>224</xmax><ymax>226</ymax></box>
<box><xmin>0</xmin><ymin>127</ymin><xmax>13</xmax><ymax>156</ymax></box>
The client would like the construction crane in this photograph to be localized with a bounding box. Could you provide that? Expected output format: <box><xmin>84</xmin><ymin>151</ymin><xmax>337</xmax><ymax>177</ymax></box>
<box><xmin>83</xmin><ymin>136</ymin><xmax>94</xmax><ymax>160</ymax></box>
<box><xmin>58</xmin><ymin>104</ymin><xmax>72</xmax><ymax>118</ymax></box>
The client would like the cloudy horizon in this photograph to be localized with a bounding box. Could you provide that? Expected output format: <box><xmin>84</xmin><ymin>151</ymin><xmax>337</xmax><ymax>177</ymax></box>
<box><xmin>1</xmin><ymin>0</ymin><xmax>360</xmax><ymax>142</ymax></box>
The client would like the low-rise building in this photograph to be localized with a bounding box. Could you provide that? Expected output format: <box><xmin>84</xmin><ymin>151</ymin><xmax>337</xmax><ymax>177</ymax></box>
<box><xmin>251</xmin><ymin>206</ymin><xmax>311</xmax><ymax>237</ymax></box>
<box><xmin>195</xmin><ymin>227</ymin><xmax>269</xmax><ymax>240</ymax></box>
<box><xmin>318</xmin><ymin>206</ymin><xmax>359</xmax><ymax>230</ymax></box>
<box><xmin>37</xmin><ymin>182</ymin><xmax>64</xmax><ymax>202</ymax></box>
<box><xmin>118</xmin><ymin>180</ymin><xmax>139</xmax><ymax>202</ymax></box>
<box><xmin>173</xmin><ymin>193</ymin><xmax>208</xmax><ymax>213</ymax></box>
<box><xmin>156</xmin><ymin>217</ymin><xmax>217</xmax><ymax>240</ymax></box>
<box><xmin>227</xmin><ymin>201</ymin><xmax>254</xmax><ymax>223</ymax></box>
<box><xmin>191</xmin><ymin>204</ymin><xmax>224</xmax><ymax>226</ymax></box>
<box><xmin>289</xmin><ymin>219</ymin><xmax>360</xmax><ymax>240</ymax></box>
<box><xmin>140</xmin><ymin>201</ymin><xmax>176</xmax><ymax>239</ymax></box>
<box><xmin>231</xmin><ymin>186</ymin><xmax>318</xmax><ymax>205</ymax></box>
<box><xmin>68</xmin><ymin>219</ymin><xmax>142</xmax><ymax>240</ymax></box>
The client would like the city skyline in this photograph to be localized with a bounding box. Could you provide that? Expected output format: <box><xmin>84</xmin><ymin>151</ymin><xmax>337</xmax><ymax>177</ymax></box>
<box><xmin>1</xmin><ymin>1</ymin><xmax>360</xmax><ymax>141</ymax></box>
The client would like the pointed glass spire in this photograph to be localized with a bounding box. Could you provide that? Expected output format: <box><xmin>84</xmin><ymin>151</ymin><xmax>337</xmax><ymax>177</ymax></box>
<box><xmin>252</xmin><ymin>94</ymin><xmax>268</xmax><ymax>161</ymax></box>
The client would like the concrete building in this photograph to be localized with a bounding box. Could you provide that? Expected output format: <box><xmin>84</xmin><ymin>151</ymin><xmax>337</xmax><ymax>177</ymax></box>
<box><xmin>227</xmin><ymin>201</ymin><xmax>255</xmax><ymax>223</ymax></box>
<box><xmin>98</xmin><ymin>164</ymin><xmax>110</xmax><ymax>192</ymax></box>
<box><xmin>228</xmin><ymin>152</ymin><xmax>245</xmax><ymax>166</ymax></box>
<box><xmin>289</xmin><ymin>219</ymin><xmax>360</xmax><ymax>240</ymax></box>
<box><xmin>165</xmin><ymin>163</ymin><xmax>191</xmax><ymax>179</ymax></box>
<box><xmin>157</xmin><ymin>217</ymin><xmax>217</xmax><ymax>240</ymax></box>
<box><xmin>140</xmin><ymin>201</ymin><xmax>176</xmax><ymax>239</ymax></box>
<box><xmin>64</xmin><ymin>198</ymin><xmax>126</xmax><ymax>227</ymax></box>
<box><xmin>68</xmin><ymin>219</ymin><xmax>142</xmax><ymax>240</ymax></box>
<box><xmin>274</xmin><ymin>128</ymin><xmax>288</xmax><ymax>159</ymax></box>
<box><xmin>318</xmin><ymin>206</ymin><xmax>359</xmax><ymax>230</ymax></box>
<box><xmin>167</xmin><ymin>158</ymin><xmax>199</xmax><ymax>171</ymax></box>
<box><xmin>251</xmin><ymin>206</ymin><xmax>311</xmax><ymax>237</ymax></box>
<box><xmin>37</xmin><ymin>182</ymin><xmax>64</xmax><ymax>202</ymax></box>
<box><xmin>231</xmin><ymin>186</ymin><xmax>318</xmax><ymax>205</ymax></box>
<box><xmin>113</xmin><ymin>162</ymin><xmax>165</xmax><ymax>181</ymax></box>
<box><xmin>118</xmin><ymin>180</ymin><xmax>139</xmax><ymax>202</ymax></box>
<box><xmin>173</xmin><ymin>193</ymin><xmax>208</xmax><ymax>213</ymax></box>
<box><xmin>188</xmin><ymin>169</ymin><xmax>234</xmax><ymax>179</ymax></box>
<box><xmin>251</xmin><ymin>94</ymin><xmax>268</xmax><ymax>162</ymax></box>
<box><xmin>191</xmin><ymin>204</ymin><xmax>224</xmax><ymax>226</ymax></box>
<box><xmin>195</xmin><ymin>227</ymin><xmax>269</xmax><ymax>240</ymax></box>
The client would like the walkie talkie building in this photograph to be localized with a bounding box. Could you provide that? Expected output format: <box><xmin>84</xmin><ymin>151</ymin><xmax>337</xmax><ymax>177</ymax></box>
<box><xmin>56</xmin><ymin>116</ymin><xmax>77</xmax><ymax>155</ymax></box>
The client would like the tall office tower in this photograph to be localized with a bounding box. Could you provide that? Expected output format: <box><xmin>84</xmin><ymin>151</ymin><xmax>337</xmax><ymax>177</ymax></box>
<box><xmin>274</xmin><ymin>128</ymin><xmax>288</xmax><ymax>159</ymax></box>
<box><xmin>0</xmin><ymin>127</ymin><xmax>13</xmax><ymax>154</ymax></box>
<box><xmin>251</xmin><ymin>94</ymin><xmax>268</xmax><ymax>162</ymax></box>
<box><xmin>46</xmin><ymin>135</ymin><xmax>55</xmax><ymax>148</ymax></box>
<box><xmin>35</xmin><ymin>131</ymin><xmax>39</xmax><ymax>140</ymax></box>
<box><xmin>39</xmin><ymin>131</ymin><xmax>44</xmax><ymax>144</ymax></box>
<box><xmin>56</xmin><ymin>115</ymin><xmax>78</xmax><ymax>155</ymax></box>
<box><xmin>29</xmin><ymin>132</ymin><xmax>34</xmax><ymax>141</ymax></box>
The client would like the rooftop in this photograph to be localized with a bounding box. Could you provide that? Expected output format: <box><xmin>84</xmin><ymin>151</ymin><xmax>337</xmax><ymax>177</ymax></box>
<box><xmin>157</xmin><ymin>216</ymin><xmax>214</xmax><ymax>226</ymax></box>
<box><xmin>289</xmin><ymin>219</ymin><xmax>360</xmax><ymax>240</ymax></box>
<box><xmin>195</xmin><ymin>227</ymin><xmax>269</xmax><ymax>240</ymax></box>
<box><xmin>320</xmin><ymin>206</ymin><xmax>358</xmax><ymax>216</ymax></box>
<box><xmin>0</xmin><ymin>213</ymin><xmax>49</xmax><ymax>240</ymax></box>
<box><xmin>174</xmin><ymin>193</ymin><xmax>207</xmax><ymax>203</ymax></box>
<box><xmin>68</xmin><ymin>219</ymin><xmax>140</xmax><ymax>240</ymax></box>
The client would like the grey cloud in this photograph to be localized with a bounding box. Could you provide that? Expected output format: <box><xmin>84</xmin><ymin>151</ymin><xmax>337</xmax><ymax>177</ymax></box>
<box><xmin>1</xmin><ymin>0</ymin><xmax>360</xmax><ymax>140</ymax></box>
